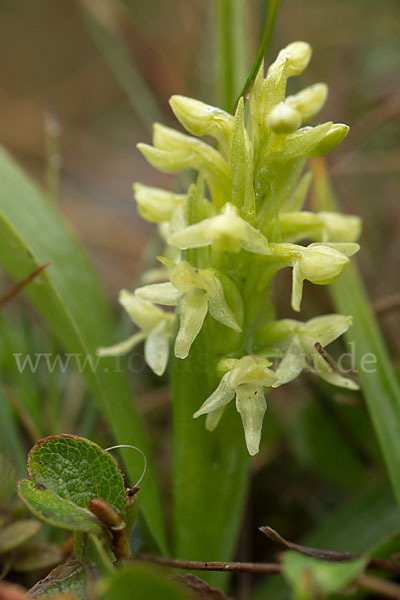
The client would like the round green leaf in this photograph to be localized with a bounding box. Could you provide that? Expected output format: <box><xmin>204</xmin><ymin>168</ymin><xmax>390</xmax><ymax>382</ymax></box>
<box><xmin>27</xmin><ymin>435</ymin><xmax>126</xmax><ymax>513</ymax></box>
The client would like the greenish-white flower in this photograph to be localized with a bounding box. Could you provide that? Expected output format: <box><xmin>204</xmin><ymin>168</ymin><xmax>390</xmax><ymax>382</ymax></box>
<box><xmin>97</xmin><ymin>291</ymin><xmax>173</xmax><ymax>376</ymax></box>
<box><xmin>258</xmin><ymin>314</ymin><xmax>358</xmax><ymax>390</ymax></box>
<box><xmin>135</xmin><ymin>261</ymin><xmax>241</xmax><ymax>359</ymax></box>
<box><xmin>291</xmin><ymin>243</ymin><xmax>358</xmax><ymax>311</ymax></box>
<box><xmin>168</xmin><ymin>202</ymin><xmax>270</xmax><ymax>254</ymax></box>
<box><xmin>169</xmin><ymin>95</ymin><xmax>234</xmax><ymax>155</ymax></box>
<box><xmin>137</xmin><ymin>123</ymin><xmax>230</xmax><ymax>208</ymax></box>
<box><xmin>194</xmin><ymin>356</ymin><xmax>277</xmax><ymax>455</ymax></box>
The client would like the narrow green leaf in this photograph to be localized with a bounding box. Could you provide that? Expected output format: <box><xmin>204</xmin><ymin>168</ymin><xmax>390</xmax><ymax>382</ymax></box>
<box><xmin>0</xmin><ymin>147</ymin><xmax>167</xmax><ymax>553</ymax></box>
<box><xmin>312</xmin><ymin>159</ymin><xmax>400</xmax><ymax>506</ymax></box>
<box><xmin>233</xmin><ymin>0</ymin><xmax>281</xmax><ymax>111</ymax></box>
<box><xmin>215</xmin><ymin>0</ymin><xmax>249</xmax><ymax>112</ymax></box>
<box><xmin>0</xmin><ymin>386</ymin><xmax>26</xmax><ymax>475</ymax></box>
<box><xmin>80</xmin><ymin>0</ymin><xmax>163</xmax><ymax>129</ymax></box>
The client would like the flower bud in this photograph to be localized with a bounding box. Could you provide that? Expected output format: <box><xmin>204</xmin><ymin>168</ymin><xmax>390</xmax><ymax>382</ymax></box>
<box><xmin>299</xmin><ymin>244</ymin><xmax>349</xmax><ymax>284</ymax></box>
<box><xmin>286</xmin><ymin>83</ymin><xmax>328</xmax><ymax>122</ymax></box>
<box><xmin>133</xmin><ymin>183</ymin><xmax>186</xmax><ymax>223</ymax></box>
<box><xmin>266</xmin><ymin>102</ymin><xmax>301</xmax><ymax>134</ymax></box>
<box><xmin>169</xmin><ymin>95</ymin><xmax>233</xmax><ymax>151</ymax></box>
<box><xmin>280</xmin><ymin>41</ymin><xmax>312</xmax><ymax>76</ymax></box>
<box><xmin>308</xmin><ymin>123</ymin><xmax>349</xmax><ymax>157</ymax></box>
<box><xmin>138</xmin><ymin>124</ymin><xmax>231</xmax><ymax>208</ymax></box>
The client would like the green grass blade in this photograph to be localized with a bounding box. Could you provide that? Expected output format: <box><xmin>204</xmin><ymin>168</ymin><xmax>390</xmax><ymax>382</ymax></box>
<box><xmin>0</xmin><ymin>147</ymin><xmax>167</xmax><ymax>554</ymax></box>
<box><xmin>0</xmin><ymin>387</ymin><xmax>26</xmax><ymax>475</ymax></box>
<box><xmin>215</xmin><ymin>0</ymin><xmax>249</xmax><ymax>112</ymax></box>
<box><xmin>233</xmin><ymin>0</ymin><xmax>281</xmax><ymax>111</ymax></box>
<box><xmin>80</xmin><ymin>0</ymin><xmax>163</xmax><ymax>129</ymax></box>
<box><xmin>312</xmin><ymin>159</ymin><xmax>400</xmax><ymax>507</ymax></box>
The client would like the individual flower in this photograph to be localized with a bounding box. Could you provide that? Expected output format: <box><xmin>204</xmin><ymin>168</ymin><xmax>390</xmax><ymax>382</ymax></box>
<box><xmin>169</xmin><ymin>95</ymin><xmax>234</xmax><ymax>156</ymax></box>
<box><xmin>194</xmin><ymin>356</ymin><xmax>277</xmax><ymax>455</ymax></box>
<box><xmin>135</xmin><ymin>261</ymin><xmax>241</xmax><ymax>359</ymax></box>
<box><xmin>168</xmin><ymin>202</ymin><xmax>270</xmax><ymax>254</ymax></box>
<box><xmin>290</xmin><ymin>243</ymin><xmax>358</xmax><ymax>311</ymax></box>
<box><xmin>257</xmin><ymin>314</ymin><xmax>358</xmax><ymax>390</ymax></box>
<box><xmin>137</xmin><ymin>123</ymin><xmax>230</xmax><ymax>208</ymax></box>
<box><xmin>97</xmin><ymin>291</ymin><xmax>173</xmax><ymax>376</ymax></box>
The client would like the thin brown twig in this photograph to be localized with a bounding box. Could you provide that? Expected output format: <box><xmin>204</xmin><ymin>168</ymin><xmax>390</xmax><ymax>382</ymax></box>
<box><xmin>260</xmin><ymin>526</ymin><xmax>400</xmax><ymax>575</ymax></box>
<box><xmin>136</xmin><ymin>553</ymin><xmax>400</xmax><ymax>599</ymax></box>
<box><xmin>314</xmin><ymin>341</ymin><xmax>344</xmax><ymax>375</ymax></box>
<box><xmin>136</xmin><ymin>554</ymin><xmax>282</xmax><ymax>575</ymax></box>
<box><xmin>355</xmin><ymin>574</ymin><xmax>400</xmax><ymax>599</ymax></box>
<box><xmin>0</xmin><ymin>262</ymin><xmax>52</xmax><ymax>308</ymax></box>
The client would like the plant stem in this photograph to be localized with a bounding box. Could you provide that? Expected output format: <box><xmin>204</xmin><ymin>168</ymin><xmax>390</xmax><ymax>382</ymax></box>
<box><xmin>171</xmin><ymin>325</ymin><xmax>249</xmax><ymax>588</ymax></box>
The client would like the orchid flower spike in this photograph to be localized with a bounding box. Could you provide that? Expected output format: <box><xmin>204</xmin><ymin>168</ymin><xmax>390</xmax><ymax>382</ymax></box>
<box><xmin>102</xmin><ymin>40</ymin><xmax>360</xmax><ymax>456</ymax></box>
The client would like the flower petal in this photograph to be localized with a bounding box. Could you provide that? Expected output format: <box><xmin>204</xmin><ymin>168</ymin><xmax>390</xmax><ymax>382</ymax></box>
<box><xmin>193</xmin><ymin>372</ymin><xmax>235</xmax><ymax>418</ymax></box>
<box><xmin>135</xmin><ymin>282</ymin><xmax>182</xmax><ymax>306</ymax></box>
<box><xmin>207</xmin><ymin>277</ymin><xmax>241</xmax><ymax>332</ymax></box>
<box><xmin>97</xmin><ymin>332</ymin><xmax>147</xmax><ymax>357</ymax></box>
<box><xmin>235</xmin><ymin>385</ymin><xmax>267</xmax><ymax>456</ymax></box>
<box><xmin>291</xmin><ymin>261</ymin><xmax>304</xmax><ymax>312</ymax></box>
<box><xmin>273</xmin><ymin>338</ymin><xmax>305</xmax><ymax>387</ymax></box>
<box><xmin>133</xmin><ymin>183</ymin><xmax>186</xmax><ymax>223</ymax></box>
<box><xmin>205</xmin><ymin>407</ymin><xmax>226</xmax><ymax>431</ymax></box>
<box><xmin>303</xmin><ymin>314</ymin><xmax>353</xmax><ymax>349</ymax></box>
<box><xmin>174</xmin><ymin>289</ymin><xmax>208</xmax><ymax>359</ymax></box>
<box><xmin>144</xmin><ymin>320</ymin><xmax>170</xmax><ymax>376</ymax></box>
<box><xmin>311</xmin><ymin>354</ymin><xmax>359</xmax><ymax>390</ymax></box>
<box><xmin>119</xmin><ymin>290</ymin><xmax>167</xmax><ymax>332</ymax></box>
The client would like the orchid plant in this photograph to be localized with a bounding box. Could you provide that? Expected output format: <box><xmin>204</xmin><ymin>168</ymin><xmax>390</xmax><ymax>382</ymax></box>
<box><xmin>99</xmin><ymin>41</ymin><xmax>361</xmax><ymax>456</ymax></box>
